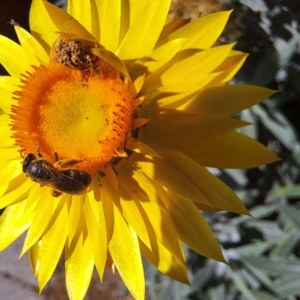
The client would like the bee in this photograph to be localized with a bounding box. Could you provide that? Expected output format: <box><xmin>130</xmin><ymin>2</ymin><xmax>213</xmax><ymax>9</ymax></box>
<box><xmin>54</xmin><ymin>38</ymin><xmax>99</xmax><ymax>72</ymax></box>
<box><xmin>21</xmin><ymin>148</ymin><xmax>91</xmax><ymax>197</ymax></box>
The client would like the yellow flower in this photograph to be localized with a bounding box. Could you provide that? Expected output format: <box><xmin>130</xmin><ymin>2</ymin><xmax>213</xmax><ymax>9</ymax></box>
<box><xmin>0</xmin><ymin>0</ymin><xmax>278</xmax><ymax>299</ymax></box>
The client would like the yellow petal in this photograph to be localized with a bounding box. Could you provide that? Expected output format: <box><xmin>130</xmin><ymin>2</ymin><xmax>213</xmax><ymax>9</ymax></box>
<box><xmin>130</xmin><ymin>154</ymin><xmax>214</xmax><ymax>209</ymax></box>
<box><xmin>28</xmin><ymin>241</ymin><xmax>41</xmax><ymax>276</ymax></box>
<box><xmin>101</xmin><ymin>184</ymin><xmax>114</xmax><ymax>243</ymax></box>
<box><xmin>92</xmin><ymin>0</ymin><xmax>121</xmax><ymax>51</ymax></box>
<box><xmin>155</xmin><ymin>92</ymin><xmax>194</xmax><ymax>109</ymax></box>
<box><xmin>108</xmin><ymin>203</ymin><xmax>145</xmax><ymax>300</ymax></box>
<box><xmin>140</xmin><ymin>107</ymin><xmax>247</xmax><ymax>132</ymax></box>
<box><xmin>30</xmin><ymin>0</ymin><xmax>59</xmax><ymax>51</ymax></box>
<box><xmin>65</xmin><ymin>216</ymin><xmax>94</xmax><ymax>300</ymax></box>
<box><xmin>144</xmin><ymin>61</ymin><xmax>220</xmax><ymax>92</ymax></box>
<box><xmin>116</xmin><ymin>0</ymin><xmax>172</xmax><ymax>59</ymax></box>
<box><xmin>0</xmin><ymin>114</ymin><xmax>14</xmax><ymax>147</ymax></box>
<box><xmin>159</xmin><ymin>44</ymin><xmax>235</xmax><ymax>86</ymax></box>
<box><xmin>156</xmin><ymin>19</ymin><xmax>189</xmax><ymax>47</ymax></box>
<box><xmin>0</xmin><ymin>35</ymin><xmax>29</xmax><ymax>77</ymax></box>
<box><xmin>0</xmin><ymin>147</ymin><xmax>18</xmax><ymax>170</ymax></box>
<box><xmin>118</xmin><ymin>179</ymin><xmax>152</xmax><ymax>249</ymax></box>
<box><xmin>158</xmin><ymin>73</ymin><xmax>220</xmax><ymax>94</ymax></box>
<box><xmin>86</xmin><ymin>178</ymin><xmax>102</xmax><ymax>225</ymax></box>
<box><xmin>125</xmin><ymin>137</ymin><xmax>160</xmax><ymax>157</ymax></box>
<box><xmin>25</xmin><ymin>184</ymin><xmax>43</xmax><ymax>211</ymax></box>
<box><xmin>144</xmin><ymin>38</ymin><xmax>185</xmax><ymax>73</ymax></box>
<box><xmin>129</xmin><ymin>74</ymin><xmax>146</xmax><ymax>97</ymax></box>
<box><xmin>164</xmin><ymin>152</ymin><xmax>250</xmax><ymax>215</ymax></box>
<box><xmin>40</xmin><ymin>0</ymin><xmax>96</xmax><ymax>42</ymax></box>
<box><xmin>117</xmin><ymin>161</ymin><xmax>188</xmax><ymax>261</ymax></box>
<box><xmin>139</xmin><ymin>238</ymin><xmax>189</xmax><ymax>284</ymax></box>
<box><xmin>0</xmin><ymin>160</ymin><xmax>23</xmax><ymax>197</ymax></box>
<box><xmin>102</xmin><ymin>175</ymin><xmax>151</xmax><ymax>250</ymax></box>
<box><xmin>185</xmin><ymin>131</ymin><xmax>280</xmax><ymax>168</ymax></box>
<box><xmin>38</xmin><ymin>200</ymin><xmax>68</xmax><ymax>291</ymax></box>
<box><xmin>155</xmin><ymin>182</ymin><xmax>225</xmax><ymax>262</ymax></box>
<box><xmin>139</xmin><ymin>106</ymin><xmax>279</xmax><ymax>168</ymax></box>
<box><xmin>0</xmin><ymin>87</ymin><xmax>13</xmax><ymax>114</ymax></box>
<box><xmin>67</xmin><ymin>0</ymin><xmax>91</xmax><ymax>33</ymax></box>
<box><xmin>140</xmin><ymin>110</ymin><xmax>249</xmax><ymax>151</ymax></box>
<box><xmin>102</xmin><ymin>165</ymin><xmax>118</xmax><ymax>193</ymax></box>
<box><xmin>91</xmin><ymin>47</ymin><xmax>130</xmax><ymax>79</ymax></box>
<box><xmin>185</xmin><ymin>85</ymin><xmax>277</xmax><ymax>116</ymax></box>
<box><xmin>168</xmin><ymin>10</ymin><xmax>232</xmax><ymax>50</ymax></box>
<box><xmin>14</xmin><ymin>26</ymin><xmax>48</xmax><ymax>65</ymax></box>
<box><xmin>90</xmin><ymin>0</ymin><xmax>100</xmax><ymax>40</ymax></box>
<box><xmin>22</xmin><ymin>189</ymin><xmax>54</xmax><ymax>255</ymax></box>
<box><xmin>0</xmin><ymin>76</ymin><xmax>19</xmax><ymax>114</ymax></box>
<box><xmin>83</xmin><ymin>195</ymin><xmax>107</xmax><ymax>281</ymax></box>
<box><xmin>208</xmin><ymin>51</ymin><xmax>248</xmax><ymax>85</ymax></box>
<box><xmin>0</xmin><ymin>178</ymin><xmax>34</xmax><ymax>209</ymax></box>
<box><xmin>132</xmin><ymin>118</ymin><xmax>149</xmax><ymax>128</ymax></box>
<box><xmin>0</xmin><ymin>199</ymin><xmax>36</xmax><ymax>251</ymax></box>
<box><xmin>66</xmin><ymin>195</ymin><xmax>84</xmax><ymax>245</ymax></box>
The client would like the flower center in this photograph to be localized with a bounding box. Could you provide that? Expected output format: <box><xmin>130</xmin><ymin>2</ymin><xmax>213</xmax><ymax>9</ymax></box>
<box><xmin>11</xmin><ymin>43</ymin><xmax>133</xmax><ymax>174</ymax></box>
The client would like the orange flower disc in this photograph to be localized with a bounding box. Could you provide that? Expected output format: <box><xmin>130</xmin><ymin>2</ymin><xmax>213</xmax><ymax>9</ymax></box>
<box><xmin>10</xmin><ymin>38</ymin><xmax>133</xmax><ymax>174</ymax></box>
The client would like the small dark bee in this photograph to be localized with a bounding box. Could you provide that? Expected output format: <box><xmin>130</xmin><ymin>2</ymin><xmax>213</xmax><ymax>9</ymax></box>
<box><xmin>21</xmin><ymin>148</ymin><xmax>91</xmax><ymax>197</ymax></box>
<box><xmin>54</xmin><ymin>39</ymin><xmax>99</xmax><ymax>71</ymax></box>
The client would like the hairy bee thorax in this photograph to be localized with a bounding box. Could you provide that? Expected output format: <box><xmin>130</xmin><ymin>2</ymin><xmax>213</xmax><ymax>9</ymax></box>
<box><xmin>52</xmin><ymin>37</ymin><xmax>119</xmax><ymax>79</ymax></box>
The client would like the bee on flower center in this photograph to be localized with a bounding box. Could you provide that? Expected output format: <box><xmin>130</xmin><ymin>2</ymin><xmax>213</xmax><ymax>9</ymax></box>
<box><xmin>54</xmin><ymin>38</ymin><xmax>99</xmax><ymax>72</ymax></box>
<box><xmin>21</xmin><ymin>148</ymin><xmax>92</xmax><ymax>197</ymax></box>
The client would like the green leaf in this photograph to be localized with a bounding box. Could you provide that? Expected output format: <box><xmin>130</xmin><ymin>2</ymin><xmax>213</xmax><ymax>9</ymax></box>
<box><xmin>253</xmin><ymin>106</ymin><xmax>297</xmax><ymax>150</ymax></box>
<box><xmin>275</xmin><ymin>273</ymin><xmax>300</xmax><ymax>297</ymax></box>
<box><xmin>269</xmin><ymin>227</ymin><xmax>297</xmax><ymax>256</ymax></box>
<box><xmin>241</xmin><ymin>260</ymin><xmax>275</xmax><ymax>291</ymax></box>
<box><xmin>245</xmin><ymin>256</ymin><xmax>300</xmax><ymax>275</ymax></box>
<box><xmin>235</xmin><ymin>242</ymin><xmax>270</xmax><ymax>256</ymax></box>
<box><xmin>190</xmin><ymin>261</ymin><xmax>215</xmax><ymax>291</ymax></box>
<box><xmin>276</xmin><ymin>184</ymin><xmax>300</xmax><ymax>198</ymax></box>
<box><xmin>229</xmin><ymin>269</ymin><xmax>258</xmax><ymax>300</ymax></box>
<box><xmin>279</xmin><ymin>204</ymin><xmax>300</xmax><ymax>229</ymax></box>
<box><xmin>247</xmin><ymin>220</ymin><xmax>284</xmax><ymax>242</ymax></box>
<box><xmin>250</xmin><ymin>205</ymin><xmax>278</xmax><ymax>219</ymax></box>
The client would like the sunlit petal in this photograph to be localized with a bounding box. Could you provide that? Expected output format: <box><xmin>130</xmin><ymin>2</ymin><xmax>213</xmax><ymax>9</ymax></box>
<box><xmin>67</xmin><ymin>0</ymin><xmax>91</xmax><ymax>33</ymax></box>
<box><xmin>65</xmin><ymin>213</ymin><xmax>94</xmax><ymax>300</ymax></box>
<box><xmin>41</xmin><ymin>0</ymin><xmax>96</xmax><ymax>42</ymax></box>
<box><xmin>168</xmin><ymin>10</ymin><xmax>232</xmax><ymax>50</ymax></box>
<box><xmin>14</xmin><ymin>26</ymin><xmax>49</xmax><ymax>64</ymax></box>
<box><xmin>92</xmin><ymin>0</ymin><xmax>121</xmax><ymax>51</ymax></box>
<box><xmin>116</xmin><ymin>0</ymin><xmax>172</xmax><ymax>59</ymax></box>
<box><xmin>30</xmin><ymin>0</ymin><xmax>59</xmax><ymax>51</ymax></box>
<box><xmin>0</xmin><ymin>35</ymin><xmax>29</xmax><ymax>77</ymax></box>
<box><xmin>108</xmin><ymin>203</ymin><xmax>145</xmax><ymax>300</ymax></box>
<box><xmin>38</xmin><ymin>201</ymin><xmax>68</xmax><ymax>291</ymax></box>
<box><xmin>83</xmin><ymin>194</ymin><xmax>107</xmax><ymax>280</ymax></box>
<box><xmin>0</xmin><ymin>199</ymin><xmax>36</xmax><ymax>251</ymax></box>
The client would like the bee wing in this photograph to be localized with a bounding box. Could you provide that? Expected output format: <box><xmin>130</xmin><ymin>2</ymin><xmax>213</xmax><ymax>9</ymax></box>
<box><xmin>48</xmin><ymin>169</ymin><xmax>91</xmax><ymax>195</ymax></box>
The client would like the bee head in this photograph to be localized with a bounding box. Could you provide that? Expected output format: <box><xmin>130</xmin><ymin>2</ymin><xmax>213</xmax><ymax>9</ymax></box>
<box><xmin>22</xmin><ymin>153</ymin><xmax>37</xmax><ymax>173</ymax></box>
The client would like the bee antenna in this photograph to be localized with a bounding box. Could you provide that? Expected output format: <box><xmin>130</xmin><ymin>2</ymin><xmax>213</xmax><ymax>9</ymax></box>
<box><xmin>35</xmin><ymin>140</ymin><xmax>42</xmax><ymax>157</ymax></box>
<box><xmin>20</xmin><ymin>149</ymin><xmax>26</xmax><ymax>159</ymax></box>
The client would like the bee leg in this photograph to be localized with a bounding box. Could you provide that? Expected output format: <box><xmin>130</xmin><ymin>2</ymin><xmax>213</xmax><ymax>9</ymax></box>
<box><xmin>54</xmin><ymin>152</ymin><xmax>59</xmax><ymax>162</ymax></box>
<box><xmin>54</xmin><ymin>158</ymin><xmax>84</xmax><ymax>170</ymax></box>
<box><xmin>36</xmin><ymin>141</ymin><xmax>43</xmax><ymax>158</ymax></box>
<box><xmin>51</xmin><ymin>189</ymin><xmax>62</xmax><ymax>197</ymax></box>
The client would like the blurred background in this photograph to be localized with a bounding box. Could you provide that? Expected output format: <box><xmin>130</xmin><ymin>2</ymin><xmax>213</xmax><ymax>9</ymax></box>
<box><xmin>1</xmin><ymin>0</ymin><xmax>300</xmax><ymax>299</ymax></box>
